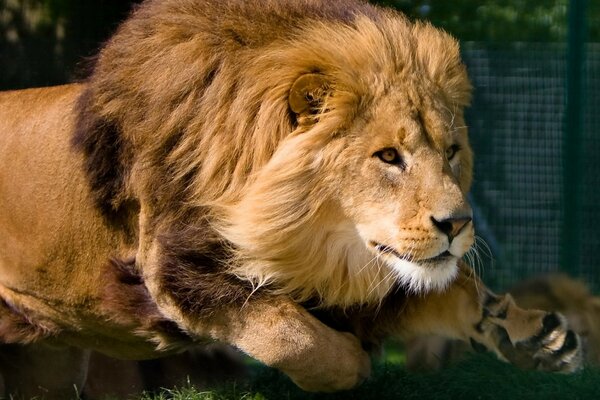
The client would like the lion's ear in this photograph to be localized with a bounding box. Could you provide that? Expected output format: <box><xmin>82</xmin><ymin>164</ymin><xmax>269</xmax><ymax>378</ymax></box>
<box><xmin>288</xmin><ymin>73</ymin><xmax>330</xmax><ymax>123</ymax></box>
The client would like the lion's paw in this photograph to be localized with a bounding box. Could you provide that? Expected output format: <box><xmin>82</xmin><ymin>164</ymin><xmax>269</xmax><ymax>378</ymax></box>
<box><xmin>479</xmin><ymin>298</ymin><xmax>584</xmax><ymax>373</ymax></box>
<box><xmin>281</xmin><ymin>331</ymin><xmax>371</xmax><ymax>392</ymax></box>
<box><xmin>502</xmin><ymin>312</ymin><xmax>583</xmax><ymax>373</ymax></box>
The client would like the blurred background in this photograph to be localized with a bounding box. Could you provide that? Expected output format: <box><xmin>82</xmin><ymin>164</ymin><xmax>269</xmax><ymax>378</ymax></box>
<box><xmin>0</xmin><ymin>0</ymin><xmax>598</xmax><ymax>292</ymax></box>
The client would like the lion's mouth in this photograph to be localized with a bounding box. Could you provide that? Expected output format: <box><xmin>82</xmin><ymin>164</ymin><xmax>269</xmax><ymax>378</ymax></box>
<box><xmin>370</xmin><ymin>241</ymin><xmax>403</xmax><ymax>259</ymax></box>
<box><xmin>424</xmin><ymin>250</ymin><xmax>453</xmax><ymax>263</ymax></box>
<box><xmin>369</xmin><ymin>241</ymin><xmax>453</xmax><ymax>264</ymax></box>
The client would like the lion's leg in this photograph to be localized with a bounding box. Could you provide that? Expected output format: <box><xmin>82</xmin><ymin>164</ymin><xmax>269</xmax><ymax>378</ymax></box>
<box><xmin>389</xmin><ymin>262</ymin><xmax>583</xmax><ymax>372</ymax></box>
<box><xmin>0</xmin><ymin>342</ymin><xmax>90</xmax><ymax>400</ymax></box>
<box><xmin>163</xmin><ymin>294</ymin><xmax>370</xmax><ymax>392</ymax></box>
<box><xmin>133</xmin><ymin>226</ymin><xmax>370</xmax><ymax>393</ymax></box>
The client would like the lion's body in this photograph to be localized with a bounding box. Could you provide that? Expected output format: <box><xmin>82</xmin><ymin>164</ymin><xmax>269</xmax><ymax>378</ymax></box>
<box><xmin>0</xmin><ymin>85</ymin><xmax>161</xmax><ymax>358</ymax></box>
<box><xmin>0</xmin><ymin>0</ymin><xmax>583</xmax><ymax>397</ymax></box>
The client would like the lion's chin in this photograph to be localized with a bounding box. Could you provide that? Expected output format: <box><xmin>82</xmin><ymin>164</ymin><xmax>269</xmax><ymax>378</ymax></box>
<box><xmin>390</xmin><ymin>257</ymin><xmax>459</xmax><ymax>294</ymax></box>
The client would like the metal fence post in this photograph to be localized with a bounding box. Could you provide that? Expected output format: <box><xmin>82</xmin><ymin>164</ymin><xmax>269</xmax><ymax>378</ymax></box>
<box><xmin>561</xmin><ymin>0</ymin><xmax>588</xmax><ymax>273</ymax></box>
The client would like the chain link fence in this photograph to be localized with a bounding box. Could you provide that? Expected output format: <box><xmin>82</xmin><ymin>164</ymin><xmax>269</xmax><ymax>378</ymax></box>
<box><xmin>463</xmin><ymin>43</ymin><xmax>600</xmax><ymax>290</ymax></box>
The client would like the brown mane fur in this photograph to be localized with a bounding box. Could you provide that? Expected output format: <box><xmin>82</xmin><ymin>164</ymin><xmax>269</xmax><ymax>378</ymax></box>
<box><xmin>74</xmin><ymin>0</ymin><xmax>471</xmax><ymax>308</ymax></box>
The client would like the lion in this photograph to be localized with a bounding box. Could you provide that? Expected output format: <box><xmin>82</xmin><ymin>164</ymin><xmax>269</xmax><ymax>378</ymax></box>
<box><xmin>0</xmin><ymin>0</ymin><xmax>583</xmax><ymax>398</ymax></box>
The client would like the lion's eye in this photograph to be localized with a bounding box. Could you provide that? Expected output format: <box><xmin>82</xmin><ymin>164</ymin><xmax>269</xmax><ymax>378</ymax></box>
<box><xmin>375</xmin><ymin>148</ymin><xmax>403</xmax><ymax>166</ymax></box>
<box><xmin>445</xmin><ymin>144</ymin><xmax>461</xmax><ymax>161</ymax></box>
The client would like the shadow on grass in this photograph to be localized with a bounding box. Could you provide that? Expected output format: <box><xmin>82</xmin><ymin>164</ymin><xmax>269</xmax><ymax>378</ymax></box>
<box><xmin>142</xmin><ymin>353</ymin><xmax>600</xmax><ymax>400</ymax></box>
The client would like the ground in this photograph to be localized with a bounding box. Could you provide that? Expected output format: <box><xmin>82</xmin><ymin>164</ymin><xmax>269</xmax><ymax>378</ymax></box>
<box><xmin>139</xmin><ymin>348</ymin><xmax>599</xmax><ymax>400</ymax></box>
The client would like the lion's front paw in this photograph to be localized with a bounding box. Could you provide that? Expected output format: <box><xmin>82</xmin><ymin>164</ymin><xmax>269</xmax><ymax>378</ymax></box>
<box><xmin>493</xmin><ymin>312</ymin><xmax>583</xmax><ymax>373</ymax></box>
<box><xmin>281</xmin><ymin>331</ymin><xmax>371</xmax><ymax>392</ymax></box>
<box><xmin>479</xmin><ymin>294</ymin><xmax>584</xmax><ymax>373</ymax></box>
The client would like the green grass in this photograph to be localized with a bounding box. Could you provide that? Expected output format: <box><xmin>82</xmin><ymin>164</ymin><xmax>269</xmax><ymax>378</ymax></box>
<box><xmin>141</xmin><ymin>353</ymin><xmax>600</xmax><ymax>400</ymax></box>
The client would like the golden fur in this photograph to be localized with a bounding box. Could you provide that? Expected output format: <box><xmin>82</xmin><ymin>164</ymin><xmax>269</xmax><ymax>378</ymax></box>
<box><xmin>0</xmin><ymin>0</ymin><xmax>583</xmax><ymax>397</ymax></box>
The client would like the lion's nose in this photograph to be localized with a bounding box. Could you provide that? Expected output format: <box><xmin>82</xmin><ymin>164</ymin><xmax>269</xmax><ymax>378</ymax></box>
<box><xmin>431</xmin><ymin>215</ymin><xmax>472</xmax><ymax>242</ymax></box>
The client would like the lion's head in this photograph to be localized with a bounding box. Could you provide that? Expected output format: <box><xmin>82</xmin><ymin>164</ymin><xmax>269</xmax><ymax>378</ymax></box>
<box><xmin>77</xmin><ymin>0</ymin><xmax>474</xmax><ymax>309</ymax></box>
<box><xmin>213</xmin><ymin>15</ymin><xmax>474</xmax><ymax>306</ymax></box>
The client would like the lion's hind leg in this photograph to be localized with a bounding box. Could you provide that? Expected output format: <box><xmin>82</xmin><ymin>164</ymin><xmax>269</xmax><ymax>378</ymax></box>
<box><xmin>0</xmin><ymin>296</ymin><xmax>90</xmax><ymax>399</ymax></box>
<box><xmin>0</xmin><ymin>343</ymin><xmax>91</xmax><ymax>400</ymax></box>
<box><xmin>0</xmin><ymin>297</ymin><xmax>60</xmax><ymax>345</ymax></box>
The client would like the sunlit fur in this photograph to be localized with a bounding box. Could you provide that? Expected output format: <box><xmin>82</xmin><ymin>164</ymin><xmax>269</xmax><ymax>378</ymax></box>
<box><xmin>85</xmin><ymin>0</ymin><xmax>474</xmax><ymax>308</ymax></box>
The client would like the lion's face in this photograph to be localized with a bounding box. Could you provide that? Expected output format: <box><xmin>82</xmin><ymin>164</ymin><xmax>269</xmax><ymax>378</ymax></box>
<box><xmin>334</xmin><ymin>90</ymin><xmax>473</xmax><ymax>293</ymax></box>
<box><xmin>318</xmin><ymin>83</ymin><xmax>474</xmax><ymax>294</ymax></box>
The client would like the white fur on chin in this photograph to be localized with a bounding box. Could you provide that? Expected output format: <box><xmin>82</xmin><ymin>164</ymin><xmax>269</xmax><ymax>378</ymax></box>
<box><xmin>391</xmin><ymin>257</ymin><xmax>459</xmax><ymax>293</ymax></box>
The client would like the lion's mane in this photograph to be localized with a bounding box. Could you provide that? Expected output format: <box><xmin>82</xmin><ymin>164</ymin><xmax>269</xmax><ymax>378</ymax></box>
<box><xmin>74</xmin><ymin>0</ymin><xmax>471</xmax><ymax>308</ymax></box>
